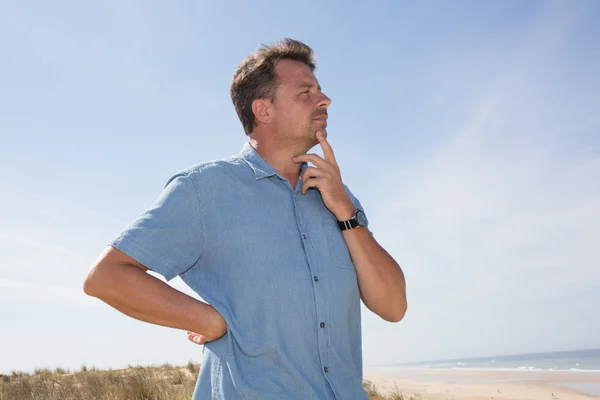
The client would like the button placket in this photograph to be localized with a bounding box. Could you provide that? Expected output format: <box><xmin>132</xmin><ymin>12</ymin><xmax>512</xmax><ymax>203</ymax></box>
<box><xmin>295</xmin><ymin>191</ymin><xmax>331</xmax><ymax>381</ymax></box>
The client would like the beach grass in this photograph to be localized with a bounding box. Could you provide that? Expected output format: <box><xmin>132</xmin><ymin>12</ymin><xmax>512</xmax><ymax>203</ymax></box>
<box><xmin>0</xmin><ymin>364</ymin><xmax>419</xmax><ymax>400</ymax></box>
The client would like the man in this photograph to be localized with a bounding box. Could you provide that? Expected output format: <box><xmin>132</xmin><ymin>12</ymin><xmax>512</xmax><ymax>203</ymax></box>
<box><xmin>84</xmin><ymin>38</ymin><xmax>407</xmax><ymax>399</ymax></box>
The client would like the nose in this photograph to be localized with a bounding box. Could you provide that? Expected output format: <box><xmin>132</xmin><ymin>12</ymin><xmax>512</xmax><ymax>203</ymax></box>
<box><xmin>318</xmin><ymin>91</ymin><xmax>331</xmax><ymax>108</ymax></box>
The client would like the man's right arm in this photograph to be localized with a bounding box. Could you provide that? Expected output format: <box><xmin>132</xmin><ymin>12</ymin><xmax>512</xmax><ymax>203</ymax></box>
<box><xmin>83</xmin><ymin>245</ymin><xmax>226</xmax><ymax>342</ymax></box>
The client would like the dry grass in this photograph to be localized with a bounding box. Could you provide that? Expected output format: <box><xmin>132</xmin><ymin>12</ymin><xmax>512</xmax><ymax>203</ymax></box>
<box><xmin>363</xmin><ymin>380</ymin><xmax>427</xmax><ymax>400</ymax></box>
<box><xmin>0</xmin><ymin>364</ymin><xmax>197</xmax><ymax>400</ymax></box>
<box><xmin>0</xmin><ymin>364</ymin><xmax>419</xmax><ymax>400</ymax></box>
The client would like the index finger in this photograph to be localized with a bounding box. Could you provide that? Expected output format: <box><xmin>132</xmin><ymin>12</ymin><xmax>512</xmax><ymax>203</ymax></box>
<box><xmin>317</xmin><ymin>131</ymin><xmax>337</xmax><ymax>164</ymax></box>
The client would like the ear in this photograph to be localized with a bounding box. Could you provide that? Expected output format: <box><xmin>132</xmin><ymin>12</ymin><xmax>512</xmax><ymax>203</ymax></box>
<box><xmin>252</xmin><ymin>98</ymin><xmax>273</xmax><ymax>125</ymax></box>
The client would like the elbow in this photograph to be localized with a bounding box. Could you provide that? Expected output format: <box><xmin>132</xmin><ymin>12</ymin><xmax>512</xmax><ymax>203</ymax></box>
<box><xmin>83</xmin><ymin>270</ymin><xmax>100</xmax><ymax>298</ymax></box>
<box><xmin>384</xmin><ymin>301</ymin><xmax>408</xmax><ymax>323</ymax></box>
<box><xmin>83</xmin><ymin>246</ymin><xmax>140</xmax><ymax>299</ymax></box>
<box><xmin>83</xmin><ymin>251</ymin><xmax>109</xmax><ymax>298</ymax></box>
<box><xmin>83</xmin><ymin>262</ymin><xmax>111</xmax><ymax>298</ymax></box>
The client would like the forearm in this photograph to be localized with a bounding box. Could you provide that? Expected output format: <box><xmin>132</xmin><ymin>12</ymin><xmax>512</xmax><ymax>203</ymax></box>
<box><xmin>84</xmin><ymin>262</ymin><xmax>219</xmax><ymax>336</ymax></box>
<box><xmin>343</xmin><ymin>227</ymin><xmax>407</xmax><ymax>322</ymax></box>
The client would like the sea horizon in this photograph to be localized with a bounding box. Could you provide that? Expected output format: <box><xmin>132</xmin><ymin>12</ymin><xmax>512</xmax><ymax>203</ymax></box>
<box><xmin>391</xmin><ymin>348</ymin><xmax>600</xmax><ymax>373</ymax></box>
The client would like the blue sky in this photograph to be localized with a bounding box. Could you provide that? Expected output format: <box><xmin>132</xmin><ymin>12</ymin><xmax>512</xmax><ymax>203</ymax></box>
<box><xmin>1</xmin><ymin>0</ymin><xmax>599</xmax><ymax>374</ymax></box>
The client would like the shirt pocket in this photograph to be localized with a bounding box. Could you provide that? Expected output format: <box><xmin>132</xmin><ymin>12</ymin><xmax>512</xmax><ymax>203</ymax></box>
<box><xmin>321</xmin><ymin>214</ymin><xmax>356</xmax><ymax>271</ymax></box>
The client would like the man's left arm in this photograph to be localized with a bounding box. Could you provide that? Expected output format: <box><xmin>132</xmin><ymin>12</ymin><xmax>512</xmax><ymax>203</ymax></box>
<box><xmin>339</xmin><ymin>210</ymin><xmax>407</xmax><ymax>322</ymax></box>
<box><xmin>293</xmin><ymin>131</ymin><xmax>407</xmax><ymax>323</ymax></box>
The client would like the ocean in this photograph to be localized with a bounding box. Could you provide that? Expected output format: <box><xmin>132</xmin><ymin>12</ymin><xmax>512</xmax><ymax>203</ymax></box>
<box><xmin>397</xmin><ymin>348</ymin><xmax>600</xmax><ymax>372</ymax></box>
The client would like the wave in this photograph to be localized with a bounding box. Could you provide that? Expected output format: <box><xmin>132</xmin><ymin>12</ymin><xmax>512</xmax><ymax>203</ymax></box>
<box><xmin>424</xmin><ymin>367</ymin><xmax>600</xmax><ymax>373</ymax></box>
<box><xmin>569</xmin><ymin>368</ymin><xmax>600</xmax><ymax>372</ymax></box>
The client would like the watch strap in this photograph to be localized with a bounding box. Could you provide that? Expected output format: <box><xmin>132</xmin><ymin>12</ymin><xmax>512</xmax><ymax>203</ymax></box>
<box><xmin>337</xmin><ymin>218</ymin><xmax>360</xmax><ymax>230</ymax></box>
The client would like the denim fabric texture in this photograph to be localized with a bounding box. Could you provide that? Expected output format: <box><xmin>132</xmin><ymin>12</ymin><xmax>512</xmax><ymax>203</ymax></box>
<box><xmin>110</xmin><ymin>142</ymin><xmax>369</xmax><ymax>399</ymax></box>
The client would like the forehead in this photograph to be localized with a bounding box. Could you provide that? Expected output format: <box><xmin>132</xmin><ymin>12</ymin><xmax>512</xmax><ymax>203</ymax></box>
<box><xmin>274</xmin><ymin>59</ymin><xmax>318</xmax><ymax>88</ymax></box>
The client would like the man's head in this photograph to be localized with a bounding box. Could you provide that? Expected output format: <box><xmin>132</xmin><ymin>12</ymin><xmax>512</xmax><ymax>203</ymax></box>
<box><xmin>230</xmin><ymin>38</ymin><xmax>331</xmax><ymax>149</ymax></box>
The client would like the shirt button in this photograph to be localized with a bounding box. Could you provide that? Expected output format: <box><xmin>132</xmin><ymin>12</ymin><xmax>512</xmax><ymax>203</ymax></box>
<box><xmin>320</xmin><ymin>322</ymin><xmax>325</xmax><ymax>328</ymax></box>
<box><xmin>314</xmin><ymin>276</ymin><xmax>319</xmax><ymax>282</ymax></box>
<box><xmin>324</xmin><ymin>367</ymin><xmax>329</xmax><ymax>373</ymax></box>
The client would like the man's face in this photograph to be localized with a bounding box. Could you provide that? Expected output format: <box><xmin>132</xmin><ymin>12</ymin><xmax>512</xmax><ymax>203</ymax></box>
<box><xmin>270</xmin><ymin>59</ymin><xmax>331</xmax><ymax>148</ymax></box>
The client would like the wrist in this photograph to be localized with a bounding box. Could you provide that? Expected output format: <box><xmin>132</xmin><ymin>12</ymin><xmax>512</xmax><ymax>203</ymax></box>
<box><xmin>335</xmin><ymin>204</ymin><xmax>356</xmax><ymax>222</ymax></box>
<box><xmin>194</xmin><ymin>302</ymin><xmax>217</xmax><ymax>335</ymax></box>
<box><xmin>205</xmin><ymin>304</ymin><xmax>227</xmax><ymax>340</ymax></box>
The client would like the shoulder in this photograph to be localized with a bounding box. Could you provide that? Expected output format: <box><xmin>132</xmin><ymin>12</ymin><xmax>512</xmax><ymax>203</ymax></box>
<box><xmin>164</xmin><ymin>152</ymin><xmax>250</xmax><ymax>188</ymax></box>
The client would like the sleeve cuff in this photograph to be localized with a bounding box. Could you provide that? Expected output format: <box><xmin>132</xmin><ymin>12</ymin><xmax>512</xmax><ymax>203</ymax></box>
<box><xmin>110</xmin><ymin>236</ymin><xmax>178</xmax><ymax>282</ymax></box>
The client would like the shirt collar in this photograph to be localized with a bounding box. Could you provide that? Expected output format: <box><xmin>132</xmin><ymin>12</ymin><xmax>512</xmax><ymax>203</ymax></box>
<box><xmin>240</xmin><ymin>142</ymin><xmax>308</xmax><ymax>181</ymax></box>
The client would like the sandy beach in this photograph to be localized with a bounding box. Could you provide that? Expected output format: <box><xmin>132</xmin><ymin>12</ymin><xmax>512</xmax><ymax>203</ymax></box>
<box><xmin>364</xmin><ymin>368</ymin><xmax>600</xmax><ymax>399</ymax></box>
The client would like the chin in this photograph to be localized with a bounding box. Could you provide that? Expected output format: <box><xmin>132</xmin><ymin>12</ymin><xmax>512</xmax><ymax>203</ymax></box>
<box><xmin>303</xmin><ymin>137</ymin><xmax>318</xmax><ymax>150</ymax></box>
<box><xmin>312</xmin><ymin>130</ymin><xmax>325</xmax><ymax>140</ymax></box>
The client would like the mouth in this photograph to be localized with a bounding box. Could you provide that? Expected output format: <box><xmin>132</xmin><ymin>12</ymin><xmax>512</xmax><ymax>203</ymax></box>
<box><xmin>314</xmin><ymin>117</ymin><xmax>327</xmax><ymax>127</ymax></box>
<box><xmin>313</xmin><ymin>109</ymin><xmax>328</xmax><ymax>121</ymax></box>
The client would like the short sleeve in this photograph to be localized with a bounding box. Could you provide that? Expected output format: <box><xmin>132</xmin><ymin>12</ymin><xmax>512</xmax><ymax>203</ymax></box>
<box><xmin>110</xmin><ymin>173</ymin><xmax>204</xmax><ymax>281</ymax></box>
<box><xmin>344</xmin><ymin>184</ymin><xmax>370</xmax><ymax>229</ymax></box>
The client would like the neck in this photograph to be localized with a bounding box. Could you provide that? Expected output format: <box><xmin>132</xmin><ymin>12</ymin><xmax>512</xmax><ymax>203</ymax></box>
<box><xmin>248</xmin><ymin>136</ymin><xmax>308</xmax><ymax>187</ymax></box>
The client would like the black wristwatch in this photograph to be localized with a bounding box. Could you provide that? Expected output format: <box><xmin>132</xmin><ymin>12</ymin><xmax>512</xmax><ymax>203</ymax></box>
<box><xmin>337</xmin><ymin>209</ymin><xmax>367</xmax><ymax>231</ymax></box>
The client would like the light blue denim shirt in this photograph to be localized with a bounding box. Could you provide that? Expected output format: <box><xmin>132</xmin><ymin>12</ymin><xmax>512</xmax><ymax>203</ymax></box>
<box><xmin>110</xmin><ymin>142</ymin><xmax>369</xmax><ymax>399</ymax></box>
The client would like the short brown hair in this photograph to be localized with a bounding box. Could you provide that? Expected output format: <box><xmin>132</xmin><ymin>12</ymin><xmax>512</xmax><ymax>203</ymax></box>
<box><xmin>230</xmin><ymin>38</ymin><xmax>316</xmax><ymax>135</ymax></box>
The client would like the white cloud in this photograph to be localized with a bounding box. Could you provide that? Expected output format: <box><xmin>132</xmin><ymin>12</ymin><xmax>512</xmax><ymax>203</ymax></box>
<box><xmin>371</xmin><ymin>0</ymin><xmax>598</xmax><ymax>294</ymax></box>
<box><xmin>0</xmin><ymin>277</ymin><xmax>93</xmax><ymax>305</ymax></box>
<box><xmin>360</xmin><ymin>1</ymin><xmax>600</xmax><ymax>365</ymax></box>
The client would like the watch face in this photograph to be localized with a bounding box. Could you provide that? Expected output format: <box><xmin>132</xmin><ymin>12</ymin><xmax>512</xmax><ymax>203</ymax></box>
<box><xmin>356</xmin><ymin>209</ymin><xmax>367</xmax><ymax>226</ymax></box>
